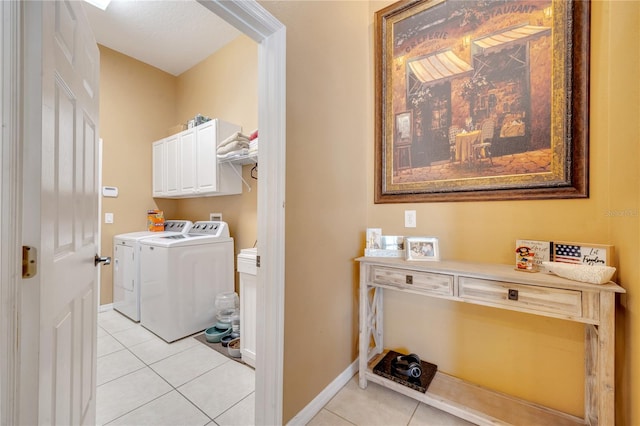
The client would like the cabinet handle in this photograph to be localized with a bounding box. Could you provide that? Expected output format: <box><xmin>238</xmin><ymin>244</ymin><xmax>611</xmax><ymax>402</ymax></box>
<box><xmin>508</xmin><ymin>289</ymin><xmax>519</xmax><ymax>301</ymax></box>
<box><xmin>406</xmin><ymin>275</ymin><xmax>413</xmax><ymax>284</ymax></box>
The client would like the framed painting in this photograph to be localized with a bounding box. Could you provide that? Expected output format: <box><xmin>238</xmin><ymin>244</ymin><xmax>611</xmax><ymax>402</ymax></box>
<box><xmin>374</xmin><ymin>0</ymin><xmax>589</xmax><ymax>203</ymax></box>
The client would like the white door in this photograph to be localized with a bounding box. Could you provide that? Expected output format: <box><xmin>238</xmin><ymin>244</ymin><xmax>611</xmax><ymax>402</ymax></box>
<box><xmin>20</xmin><ymin>1</ymin><xmax>101</xmax><ymax>425</ymax></box>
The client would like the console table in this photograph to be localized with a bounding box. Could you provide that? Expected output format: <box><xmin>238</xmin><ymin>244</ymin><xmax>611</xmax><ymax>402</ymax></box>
<box><xmin>357</xmin><ymin>257</ymin><xmax>625</xmax><ymax>426</ymax></box>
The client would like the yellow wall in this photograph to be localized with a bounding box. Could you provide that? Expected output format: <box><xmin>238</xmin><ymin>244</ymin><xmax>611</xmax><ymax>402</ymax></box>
<box><xmin>98</xmin><ymin>35</ymin><xmax>258</xmax><ymax>303</ymax></box>
<box><xmin>261</xmin><ymin>0</ymin><xmax>640</xmax><ymax>423</ymax></box>
<box><xmin>98</xmin><ymin>45</ymin><xmax>179</xmax><ymax>305</ymax></box>
<box><xmin>99</xmin><ymin>2</ymin><xmax>639</xmax><ymax>424</ymax></box>
<box><xmin>175</xmin><ymin>35</ymin><xmax>259</xmax><ymax>263</ymax></box>
<box><xmin>259</xmin><ymin>1</ymin><xmax>370</xmax><ymax>421</ymax></box>
<box><xmin>599</xmin><ymin>2</ymin><xmax>640</xmax><ymax>424</ymax></box>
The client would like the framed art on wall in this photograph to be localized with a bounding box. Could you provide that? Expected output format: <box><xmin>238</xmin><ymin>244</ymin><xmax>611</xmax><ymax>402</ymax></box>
<box><xmin>374</xmin><ymin>0</ymin><xmax>590</xmax><ymax>203</ymax></box>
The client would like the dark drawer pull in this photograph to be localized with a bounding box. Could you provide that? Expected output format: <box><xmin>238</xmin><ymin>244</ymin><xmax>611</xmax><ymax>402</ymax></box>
<box><xmin>508</xmin><ymin>289</ymin><xmax>519</xmax><ymax>301</ymax></box>
<box><xmin>406</xmin><ymin>275</ymin><xmax>413</xmax><ymax>284</ymax></box>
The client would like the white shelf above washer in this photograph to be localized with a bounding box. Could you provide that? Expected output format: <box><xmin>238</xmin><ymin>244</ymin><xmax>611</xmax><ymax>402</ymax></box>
<box><xmin>221</xmin><ymin>152</ymin><xmax>258</xmax><ymax>165</ymax></box>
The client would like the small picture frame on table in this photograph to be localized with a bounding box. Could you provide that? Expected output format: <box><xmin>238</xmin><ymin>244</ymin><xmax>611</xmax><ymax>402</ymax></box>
<box><xmin>405</xmin><ymin>237</ymin><xmax>439</xmax><ymax>261</ymax></box>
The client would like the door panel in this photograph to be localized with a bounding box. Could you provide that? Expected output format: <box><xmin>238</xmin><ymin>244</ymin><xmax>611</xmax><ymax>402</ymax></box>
<box><xmin>152</xmin><ymin>141</ymin><xmax>165</xmax><ymax>196</ymax></box>
<box><xmin>195</xmin><ymin>122</ymin><xmax>217</xmax><ymax>192</ymax></box>
<box><xmin>166</xmin><ymin>135</ymin><xmax>181</xmax><ymax>194</ymax></box>
<box><xmin>80</xmin><ymin>287</ymin><xmax>97</xmax><ymax>420</ymax></box>
<box><xmin>53</xmin><ymin>309</ymin><xmax>73</xmax><ymax>426</ymax></box>
<box><xmin>54</xmin><ymin>78</ymin><xmax>77</xmax><ymax>256</ymax></box>
<box><xmin>180</xmin><ymin>131</ymin><xmax>196</xmax><ymax>193</ymax></box>
<box><xmin>22</xmin><ymin>1</ymin><xmax>100</xmax><ymax>424</ymax></box>
<box><xmin>81</xmin><ymin>117</ymin><xmax>97</xmax><ymax>246</ymax></box>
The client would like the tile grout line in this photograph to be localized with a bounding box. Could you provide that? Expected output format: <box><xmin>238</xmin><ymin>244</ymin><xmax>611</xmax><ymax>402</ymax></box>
<box><xmin>97</xmin><ymin>320</ymin><xmax>177</xmax><ymax>425</ymax></box>
<box><xmin>143</xmin><ymin>348</ymin><xmax>236</xmax><ymax>424</ymax></box>
<box><xmin>98</xmin><ymin>318</ymin><xmax>224</xmax><ymax>425</ymax></box>
<box><xmin>98</xmin><ymin>313</ymin><xmax>256</xmax><ymax>425</ymax></box>
<box><xmin>207</xmin><ymin>390</ymin><xmax>255</xmax><ymax>424</ymax></box>
<box><xmin>102</xmin><ymin>387</ymin><xmax>176</xmax><ymax>426</ymax></box>
<box><xmin>407</xmin><ymin>402</ymin><xmax>420</xmax><ymax>426</ymax></box>
<box><xmin>317</xmin><ymin>407</ymin><xmax>358</xmax><ymax>426</ymax></box>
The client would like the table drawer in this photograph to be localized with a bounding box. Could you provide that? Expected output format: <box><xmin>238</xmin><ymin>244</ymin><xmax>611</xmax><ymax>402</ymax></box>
<box><xmin>458</xmin><ymin>277</ymin><xmax>582</xmax><ymax>317</ymax></box>
<box><xmin>371</xmin><ymin>266</ymin><xmax>453</xmax><ymax>297</ymax></box>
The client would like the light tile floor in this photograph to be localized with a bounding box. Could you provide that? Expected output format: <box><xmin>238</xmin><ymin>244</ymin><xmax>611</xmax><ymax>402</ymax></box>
<box><xmin>97</xmin><ymin>310</ymin><xmax>474</xmax><ymax>426</ymax></box>
<box><xmin>97</xmin><ymin>309</ymin><xmax>254</xmax><ymax>426</ymax></box>
<box><xmin>307</xmin><ymin>377</ymin><xmax>475</xmax><ymax>426</ymax></box>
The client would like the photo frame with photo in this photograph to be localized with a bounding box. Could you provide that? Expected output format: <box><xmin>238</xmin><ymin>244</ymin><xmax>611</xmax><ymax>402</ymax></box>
<box><xmin>405</xmin><ymin>237</ymin><xmax>440</xmax><ymax>261</ymax></box>
<box><xmin>365</xmin><ymin>228</ymin><xmax>406</xmax><ymax>257</ymax></box>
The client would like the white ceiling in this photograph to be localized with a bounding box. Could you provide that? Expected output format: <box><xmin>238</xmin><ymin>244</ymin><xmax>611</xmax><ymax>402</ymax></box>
<box><xmin>82</xmin><ymin>0</ymin><xmax>242</xmax><ymax>76</ymax></box>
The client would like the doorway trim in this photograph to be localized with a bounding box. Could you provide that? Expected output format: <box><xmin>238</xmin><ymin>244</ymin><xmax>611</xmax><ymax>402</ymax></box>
<box><xmin>0</xmin><ymin>0</ymin><xmax>22</xmax><ymax>424</ymax></box>
<box><xmin>197</xmin><ymin>2</ymin><xmax>286</xmax><ymax>424</ymax></box>
<box><xmin>0</xmin><ymin>1</ymin><xmax>286</xmax><ymax>425</ymax></box>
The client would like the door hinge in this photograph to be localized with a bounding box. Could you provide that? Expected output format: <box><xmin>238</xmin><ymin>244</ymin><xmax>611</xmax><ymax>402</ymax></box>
<box><xmin>256</xmin><ymin>255</ymin><xmax>261</xmax><ymax>268</ymax></box>
<box><xmin>22</xmin><ymin>246</ymin><xmax>37</xmax><ymax>278</ymax></box>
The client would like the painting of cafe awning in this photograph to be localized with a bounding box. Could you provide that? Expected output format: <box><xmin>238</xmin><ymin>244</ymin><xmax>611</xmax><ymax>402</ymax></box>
<box><xmin>375</xmin><ymin>0</ymin><xmax>589</xmax><ymax>203</ymax></box>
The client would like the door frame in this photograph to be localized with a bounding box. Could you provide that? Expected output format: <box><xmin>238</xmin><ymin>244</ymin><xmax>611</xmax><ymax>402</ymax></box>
<box><xmin>0</xmin><ymin>1</ymin><xmax>286</xmax><ymax>425</ymax></box>
<box><xmin>197</xmin><ymin>2</ymin><xmax>286</xmax><ymax>423</ymax></box>
<box><xmin>0</xmin><ymin>1</ymin><xmax>22</xmax><ymax>424</ymax></box>
<box><xmin>198</xmin><ymin>3</ymin><xmax>287</xmax><ymax>424</ymax></box>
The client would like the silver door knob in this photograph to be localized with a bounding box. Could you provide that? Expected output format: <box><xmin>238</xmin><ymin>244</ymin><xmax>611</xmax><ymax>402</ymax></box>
<box><xmin>94</xmin><ymin>254</ymin><xmax>111</xmax><ymax>266</ymax></box>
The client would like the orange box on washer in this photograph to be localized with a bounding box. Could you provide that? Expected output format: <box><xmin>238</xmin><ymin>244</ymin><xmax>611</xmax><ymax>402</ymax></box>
<box><xmin>147</xmin><ymin>209</ymin><xmax>165</xmax><ymax>232</ymax></box>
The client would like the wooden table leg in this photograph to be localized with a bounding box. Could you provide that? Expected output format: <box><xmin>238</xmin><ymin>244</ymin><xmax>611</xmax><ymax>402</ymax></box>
<box><xmin>586</xmin><ymin>292</ymin><xmax>616</xmax><ymax>425</ymax></box>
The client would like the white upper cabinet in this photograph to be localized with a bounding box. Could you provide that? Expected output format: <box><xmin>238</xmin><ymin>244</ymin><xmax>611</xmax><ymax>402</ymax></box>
<box><xmin>165</xmin><ymin>134</ymin><xmax>180</xmax><ymax>196</ymax></box>
<box><xmin>195</xmin><ymin>122</ymin><xmax>219</xmax><ymax>193</ymax></box>
<box><xmin>152</xmin><ymin>140</ymin><xmax>165</xmax><ymax>197</ymax></box>
<box><xmin>179</xmin><ymin>129</ymin><xmax>196</xmax><ymax>193</ymax></box>
<box><xmin>152</xmin><ymin>119</ymin><xmax>242</xmax><ymax>198</ymax></box>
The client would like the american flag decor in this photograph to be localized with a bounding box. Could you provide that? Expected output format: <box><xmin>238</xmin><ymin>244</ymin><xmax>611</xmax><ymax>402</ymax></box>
<box><xmin>553</xmin><ymin>244</ymin><xmax>583</xmax><ymax>264</ymax></box>
<box><xmin>552</xmin><ymin>241</ymin><xmax>613</xmax><ymax>267</ymax></box>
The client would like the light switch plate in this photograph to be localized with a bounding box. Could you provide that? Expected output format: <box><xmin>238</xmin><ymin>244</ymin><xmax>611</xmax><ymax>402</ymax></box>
<box><xmin>105</xmin><ymin>212</ymin><xmax>114</xmax><ymax>224</ymax></box>
<box><xmin>405</xmin><ymin>210</ymin><xmax>416</xmax><ymax>228</ymax></box>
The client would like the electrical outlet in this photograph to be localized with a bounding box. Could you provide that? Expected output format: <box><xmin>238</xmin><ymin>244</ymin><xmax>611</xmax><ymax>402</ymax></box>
<box><xmin>104</xmin><ymin>212</ymin><xmax>114</xmax><ymax>224</ymax></box>
<box><xmin>405</xmin><ymin>210</ymin><xmax>416</xmax><ymax>228</ymax></box>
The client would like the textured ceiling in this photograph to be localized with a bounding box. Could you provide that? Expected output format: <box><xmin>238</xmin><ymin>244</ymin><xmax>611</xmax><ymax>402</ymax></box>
<box><xmin>82</xmin><ymin>0</ymin><xmax>242</xmax><ymax>76</ymax></box>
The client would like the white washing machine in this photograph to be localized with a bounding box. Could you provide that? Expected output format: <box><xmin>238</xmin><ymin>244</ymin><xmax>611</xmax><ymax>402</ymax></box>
<box><xmin>139</xmin><ymin>221</ymin><xmax>234</xmax><ymax>342</ymax></box>
<box><xmin>113</xmin><ymin>220</ymin><xmax>193</xmax><ymax>321</ymax></box>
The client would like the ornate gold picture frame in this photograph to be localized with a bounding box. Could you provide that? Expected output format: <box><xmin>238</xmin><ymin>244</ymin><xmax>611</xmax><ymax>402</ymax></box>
<box><xmin>375</xmin><ymin>0</ymin><xmax>589</xmax><ymax>203</ymax></box>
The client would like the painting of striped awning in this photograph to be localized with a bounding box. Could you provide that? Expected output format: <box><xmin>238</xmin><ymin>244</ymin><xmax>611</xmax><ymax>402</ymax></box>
<box><xmin>473</xmin><ymin>24</ymin><xmax>551</xmax><ymax>55</ymax></box>
<box><xmin>408</xmin><ymin>49</ymin><xmax>473</xmax><ymax>86</ymax></box>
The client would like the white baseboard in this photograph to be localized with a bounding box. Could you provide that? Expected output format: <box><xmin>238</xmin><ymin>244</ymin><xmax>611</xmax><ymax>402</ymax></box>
<box><xmin>98</xmin><ymin>303</ymin><xmax>113</xmax><ymax>313</ymax></box>
<box><xmin>287</xmin><ymin>359</ymin><xmax>359</xmax><ymax>425</ymax></box>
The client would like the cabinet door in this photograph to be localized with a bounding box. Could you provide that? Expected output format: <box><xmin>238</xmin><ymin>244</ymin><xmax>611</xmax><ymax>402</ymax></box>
<box><xmin>165</xmin><ymin>134</ymin><xmax>180</xmax><ymax>195</ymax></box>
<box><xmin>152</xmin><ymin>140</ymin><xmax>165</xmax><ymax>196</ymax></box>
<box><xmin>179</xmin><ymin>129</ymin><xmax>196</xmax><ymax>193</ymax></box>
<box><xmin>195</xmin><ymin>121</ymin><xmax>218</xmax><ymax>192</ymax></box>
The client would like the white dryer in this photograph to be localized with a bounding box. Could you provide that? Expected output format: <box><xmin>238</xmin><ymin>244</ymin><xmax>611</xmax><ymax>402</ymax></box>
<box><xmin>139</xmin><ymin>221</ymin><xmax>234</xmax><ymax>342</ymax></box>
<box><xmin>113</xmin><ymin>220</ymin><xmax>193</xmax><ymax>321</ymax></box>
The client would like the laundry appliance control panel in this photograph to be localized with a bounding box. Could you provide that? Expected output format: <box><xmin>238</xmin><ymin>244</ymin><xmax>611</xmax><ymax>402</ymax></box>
<box><xmin>189</xmin><ymin>221</ymin><xmax>229</xmax><ymax>237</ymax></box>
<box><xmin>164</xmin><ymin>220</ymin><xmax>193</xmax><ymax>232</ymax></box>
